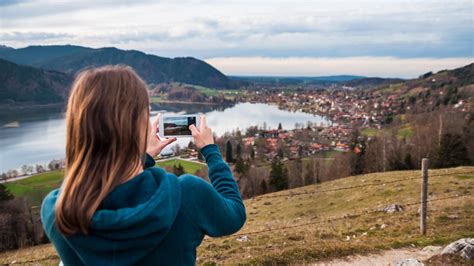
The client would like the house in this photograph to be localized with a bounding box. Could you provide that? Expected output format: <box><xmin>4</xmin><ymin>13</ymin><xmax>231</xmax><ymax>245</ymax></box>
<box><xmin>261</xmin><ymin>130</ymin><xmax>279</xmax><ymax>138</ymax></box>
<box><xmin>243</xmin><ymin>137</ymin><xmax>255</xmax><ymax>146</ymax></box>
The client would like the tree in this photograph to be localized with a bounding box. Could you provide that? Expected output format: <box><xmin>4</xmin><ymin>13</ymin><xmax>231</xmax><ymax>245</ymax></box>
<box><xmin>278</xmin><ymin>122</ymin><xmax>282</xmax><ymax>130</ymax></box>
<box><xmin>0</xmin><ymin>184</ymin><xmax>14</xmax><ymax>201</ymax></box>
<box><xmin>269</xmin><ymin>158</ymin><xmax>288</xmax><ymax>191</ymax></box>
<box><xmin>304</xmin><ymin>161</ymin><xmax>314</xmax><ymax>186</ymax></box>
<box><xmin>277</xmin><ymin>148</ymin><xmax>284</xmax><ymax>159</ymax></box>
<box><xmin>35</xmin><ymin>164</ymin><xmax>45</xmax><ymax>173</ymax></box>
<box><xmin>434</xmin><ymin>133</ymin><xmax>470</xmax><ymax>168</ymax></box>
<box><xmin>250</xmin><ymin>146</ymin><xmax>255</xmax><ymax>160</ymax></box>
<box><xmin>349</xmin><ymin>128</ymin><xmax>366</xmax><ymax>175</ymax></box>
<box><xmin>225</xmin><ymin>140</ymin><xmax>234</xmax><ymax>163</ymax></box>
<box><xmin>20</xmin><ymin>165</ymin><xmax>33</xmax><ymax>175</ymax></box>
<box><xmin>236</xmin><ymin>143</ymin><xmax>242</xmax><ymax>159</ymax></box>
<box><xmin>260</xmin><ymin>179</ymin><xmax>268</xmax><ymax>194</ymax></box>
<box><xmin>235</xmin><ymin>158</ymin><xmax>249</xmax><ymax>175</ymax></box>
<box><xmin>404</xmin><ymin>153</ymin><xmax>415</xmax><ymax>170</ymax></box>
<box><xmin>173</xmin><ymin>163</ymin><xmax>185</xmax><ymax>176</ymax></box>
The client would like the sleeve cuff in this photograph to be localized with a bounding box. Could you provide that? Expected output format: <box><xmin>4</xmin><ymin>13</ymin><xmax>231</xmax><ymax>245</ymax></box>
<box><xmin>200</xmin><ymin>144</ymin><xmax>222</xmax><ymax>163</ymax></box>
<box><xmin>144</xmin><ymin>153</ymin><xmax>156</xmax><ymax>168</ymax></box>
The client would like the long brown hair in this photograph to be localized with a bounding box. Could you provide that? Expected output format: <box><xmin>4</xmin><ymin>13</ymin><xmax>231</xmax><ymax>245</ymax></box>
<box><xmin>56</xmin><ymin>65</ymin><xmax>150</xmax><ymax>235</ymax></box>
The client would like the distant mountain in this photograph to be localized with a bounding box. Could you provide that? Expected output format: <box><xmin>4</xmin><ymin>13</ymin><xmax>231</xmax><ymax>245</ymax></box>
<box><xmin>0</xmin><ymin>45</ymin><xmax>90</xmax><ymax>66</ymax></box>
<box><xmin>343</xmin><ymin>77</ymin><xmax>405</xmax><ymax>88</ymax></box>
<box><xmin>0</xmin><ymin>45</ymin><xmax>237</xmax><ymax>89</ymax></box>
<box><xmin>230</xmin><ymin>75</ymin><xmax>365</xmax><ymax>86</ymax></box>
<box><xmin>0</xmin><ymin>58</ymin><xmax>72</xmax><ymax>104</ymax></box>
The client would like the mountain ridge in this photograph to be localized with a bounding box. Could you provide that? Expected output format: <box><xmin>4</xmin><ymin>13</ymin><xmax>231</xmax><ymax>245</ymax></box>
<box><xmin>0</xmin><ymin>45</ymin><xmax>237</xmax><ymax>89</ymax></box>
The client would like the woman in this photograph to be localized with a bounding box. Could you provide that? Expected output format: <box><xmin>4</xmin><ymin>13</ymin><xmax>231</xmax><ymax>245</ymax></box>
<box><xmin>41</xmin><ymin>66</ymin><xmax>246</xmax><ymax>265</ymax></box>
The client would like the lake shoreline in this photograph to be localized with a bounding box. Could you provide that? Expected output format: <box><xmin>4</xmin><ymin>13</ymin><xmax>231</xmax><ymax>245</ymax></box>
<box><xmin>0</xmin><ymin>102</ymin><xmax>66</xmax><ymax>110</ymax></box>
<box><xmin>1</xmin><ymin>102</ymin><xmax>330</xmax><ymax>173</ymax></box>
<box><xmin>0</xmin><ymin>100</ymin><xmax>229</xmax><ymax>110</ymax></box>
<box><xmin>150</xmin><ymin>99</ymin><xmax>230</xmax><ymax>105</ymax></box>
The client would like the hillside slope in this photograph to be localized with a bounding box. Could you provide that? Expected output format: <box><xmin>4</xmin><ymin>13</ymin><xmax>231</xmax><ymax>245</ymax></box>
<box><xmin>371</xmin><ymin>63</ymin><xmax>474</xmax><ymax>106</ymax></box>
<box><xmin>0</xmin><ymin>45</ymin><xmax>237</xmax><ymax>89</ymax></box>
<box><xmin>0</xmin><ymin>167</ymin><xmax>472</xmax><ymax>264</ymax></box>
<box><xmin>0</xmin><ymin>59</ymin><xmax>72</xmax><ymax>104</ymax></box>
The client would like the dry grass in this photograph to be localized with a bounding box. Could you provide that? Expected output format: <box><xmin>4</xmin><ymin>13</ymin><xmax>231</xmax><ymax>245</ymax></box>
<box><xmin>1</xmin><ymin>167</ymin><xmax>473</xmax><ymax>265</ymax></box>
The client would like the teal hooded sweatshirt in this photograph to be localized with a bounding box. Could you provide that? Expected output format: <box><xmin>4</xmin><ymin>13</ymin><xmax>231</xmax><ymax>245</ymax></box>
<box><xmin>41</xmin><ymin>144</ymin><xmax>246</xmax><ymax>265</ymax></box>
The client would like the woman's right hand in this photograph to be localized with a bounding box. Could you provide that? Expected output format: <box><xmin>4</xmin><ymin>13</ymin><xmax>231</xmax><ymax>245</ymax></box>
<box><xmin>189</xmin><ymin>116</ymin><xmax>214</xmax><ymax>149</ymax></box>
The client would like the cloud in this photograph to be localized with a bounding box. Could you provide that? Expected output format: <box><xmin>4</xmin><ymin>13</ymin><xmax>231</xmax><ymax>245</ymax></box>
<box><xmin>0</xmin><ymin>0</ymin><xmax>472</xmax><ymax>76</ymax></box>
<box><xmin>205</xmin><ymin>56</ymin><xmax>474</xmax><ymax>78</ymax></box>
<box><xmin>0</xmin><ymin>31</ymin><xmax>74</xmax><ymax>41</ymax></box>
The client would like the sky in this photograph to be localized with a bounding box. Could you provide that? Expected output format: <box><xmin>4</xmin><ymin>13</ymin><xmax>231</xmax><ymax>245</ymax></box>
<box><xmin>0</xmin><ymin>0</ymin><xmax>472</xmax><ymax>78</ymax></box>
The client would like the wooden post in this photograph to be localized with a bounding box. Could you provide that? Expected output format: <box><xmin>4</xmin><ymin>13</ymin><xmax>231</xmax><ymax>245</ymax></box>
<box><xmin>420</xmin><ymin>158</ymin><xmax>429</xmax><ymax>235</ymax></box>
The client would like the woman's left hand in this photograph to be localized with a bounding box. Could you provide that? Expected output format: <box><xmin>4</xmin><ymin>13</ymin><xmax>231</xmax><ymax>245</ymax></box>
<box><xmin>146</xmin><ymin>114</ymin><xmax>177</xmax><ymax>158</ymax></box>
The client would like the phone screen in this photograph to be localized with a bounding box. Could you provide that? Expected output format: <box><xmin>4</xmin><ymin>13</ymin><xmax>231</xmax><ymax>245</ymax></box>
<box><xmin>163</xmin><ymin>116</ymin><xmax>196</xmax><ymax>136</ymax></box>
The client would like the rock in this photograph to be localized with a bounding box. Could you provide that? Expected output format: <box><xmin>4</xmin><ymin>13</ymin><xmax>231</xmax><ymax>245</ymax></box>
<box><xmin>422</xmin><ymin>245</ymin><xmax>442</xmax><ymax>255</ymax></box>
<box><xmin>369</xmin><ymin>226</ymin><xmax>376</xmax><ymax>231</ymax></box>
<box><xmin>447</xmin><ymin>214</ymin><xmax>459</xmax><ymax>219</ymax></box>
<box><xmin>236</xmin><ymin>235</ymin><xmax>249</xmax><ymax>242</ymax></box>
<box><xmin>441</xmin><ymin>238</ymin><xmax>474</xmax><ymax>260</ymax></box>
<box><xmin>361</xmin><ymin>232</ymin><xmax>368</xmax><ymax>237</ymax></box>
<box><xmin>381</xmin><ymin>223</ymin><xmax>388</xmax><ymax>229</ymax></box>
<box><xmin>378</xmin><ymin>204</ymin><xmax>404</xmax><ymax>213</ymax></box>
<box><xmin>394</xmin><ymin>258</ymin><xmax>423</xmax><ymax>266</ymax></box>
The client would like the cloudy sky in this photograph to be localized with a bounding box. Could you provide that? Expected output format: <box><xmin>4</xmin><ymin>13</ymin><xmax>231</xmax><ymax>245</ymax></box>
<box><xmin>0</xmin><ymin>0</ymin><xmax>472</xmax><ymax>78</ymax></box>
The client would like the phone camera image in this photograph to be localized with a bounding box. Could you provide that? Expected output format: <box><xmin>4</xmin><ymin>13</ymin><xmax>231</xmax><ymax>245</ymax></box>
<box><xmin>163</xmin><ymin>116</ymin><xmax>196</xmax><ymax>136</ymax></box>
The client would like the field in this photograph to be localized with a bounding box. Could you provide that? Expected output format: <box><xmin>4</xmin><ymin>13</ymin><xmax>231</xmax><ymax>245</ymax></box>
<box><xmin>156</xmin><ymin>158</ymin><xmax>205</xmax><ymax>174</ymax></box>
<box><xmin>4</xmin><ymin>170</ymin><xmax>64</xmax><ymax>207</ymax></box>
<box><xmin>0</xmin><ymin>166</ymin><xmax>473</xmax><ymax>264</ymax></box>
<box><xmin>3</xmin><ymin>159</ymin><xmax>205</xmax><ymax>207</ymax></box>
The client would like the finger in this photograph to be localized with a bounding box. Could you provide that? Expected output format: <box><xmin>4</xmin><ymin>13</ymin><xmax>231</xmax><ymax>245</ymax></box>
<box><xmin>164</xmin><ymin>137</ymin><xmax>177</xmax><ymax>145</ymax></box>
<box><xmin>189</xmin><ymin>124</ymin><xmax>199</xmax><ymax>136</ymax></box>
<box><xmin>158</xmin><ymin>137</ymin><xmax>177</xmax><ymax>149</ymax></box>
<box><xmin>200</xmin><ymin>115</ymin><xmax>207</xmax><ymax>130</ymax></box>
<box><xmin>152</xmin><ymin>114</ymin><xmax>160</xmax><ymax>135</ymax></box>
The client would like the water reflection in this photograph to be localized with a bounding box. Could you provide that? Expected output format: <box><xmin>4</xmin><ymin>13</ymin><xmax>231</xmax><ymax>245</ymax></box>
<box><xmin>0</xmin><ymin>102</ymin><xmax>329</xmax><ymax>173</ymax></box>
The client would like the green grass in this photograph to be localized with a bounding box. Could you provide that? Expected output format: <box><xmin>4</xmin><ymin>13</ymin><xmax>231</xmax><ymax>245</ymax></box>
<box><xmin>4</xmin><ymin>170</ymin><xmax>64</xmax><ymax>207</ymax></box>
<box><xmin>3</xmin><ymin>159</ymin><xmax>205</xmax><ymax>207</ymax></box>
<box><xmin>456</xmin><ymin>174</ymin><xmax>474</xmax><ymax>180</ymax></box>
<box><xmin>156</xmin><ymin>159</ymin><xmax>205</xmax><ymax>174</ymax></box>
<box><xmin>150</xmin><ymin>95</ymin><xmax>168</xmax><ymax>103</ymax></box>
<box><xmin>361</xmin><ymin>128</ymin><xmax>378</xmax><ymax>137</ymax></box>
<box><xmin>397</xmin><ymin>124</ymin><xmax>414</xmax><ymax>139</ymax></box>
<box><xmin>1</xmin><ymin>167</ymin><xmax>473</xmax><ymax>265</ymax></box>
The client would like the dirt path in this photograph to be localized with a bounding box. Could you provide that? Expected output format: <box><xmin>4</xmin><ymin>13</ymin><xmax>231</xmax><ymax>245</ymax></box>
<box><xmin>315</xmin><ymin>246</ymin><xmax>442</xmax><ymax>265</ymax></box>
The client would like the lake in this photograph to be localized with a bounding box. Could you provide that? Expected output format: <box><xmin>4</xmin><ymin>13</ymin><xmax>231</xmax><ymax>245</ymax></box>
<box><xmin>0</xmin><ymin>102</ymin><xmax>330</xmax><ymax>173</ymax></box>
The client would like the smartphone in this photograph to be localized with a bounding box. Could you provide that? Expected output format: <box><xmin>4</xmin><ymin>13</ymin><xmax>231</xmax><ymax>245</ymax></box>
<box><xmin>159</xmin><ymin>114</ymin><xmax>200</xmax><ymax>138</ymax></box>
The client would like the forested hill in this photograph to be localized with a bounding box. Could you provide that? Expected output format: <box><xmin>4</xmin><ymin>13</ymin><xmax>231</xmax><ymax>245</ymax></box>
<box><xmin>0</xmin><ymin>45</ymin><xmax>238</xmax><ymax>89</ymax></box>
<box><xmin>0</xmin><ymin>59</ymin><xmax>72</xmax><ymax>104</ymax></box>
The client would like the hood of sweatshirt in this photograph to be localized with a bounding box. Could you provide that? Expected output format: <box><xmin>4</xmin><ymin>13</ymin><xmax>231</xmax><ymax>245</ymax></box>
<box><xmin>42</xmin><ymin>167</ymin><xmax>181</xmax><ymax>265</ymax></box>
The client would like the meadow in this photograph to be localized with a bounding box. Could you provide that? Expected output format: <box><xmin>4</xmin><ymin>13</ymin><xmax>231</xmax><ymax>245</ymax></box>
<box><xmin>1</xmin><ymin>166</ymin><xmax>472</xmax><ymax>264</ymax></box>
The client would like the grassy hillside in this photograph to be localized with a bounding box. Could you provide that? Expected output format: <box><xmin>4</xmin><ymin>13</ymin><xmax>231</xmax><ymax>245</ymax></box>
<box><xmin>0</xmin><ymin>167</ymin><xmax>473</xmax><ymax>264</ymax></box>
<box><xmin>3</xmin><ymin>159</ymin><xmax>204</xmax><ymax>207</ymax></box>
